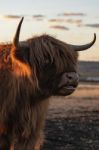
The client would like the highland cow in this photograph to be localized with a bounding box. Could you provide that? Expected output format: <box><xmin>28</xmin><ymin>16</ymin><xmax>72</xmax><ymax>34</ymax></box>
<box><xmin>0</xmin><ymin>17</ymin><xmax>96</xmax><ymax>150</ymax></box>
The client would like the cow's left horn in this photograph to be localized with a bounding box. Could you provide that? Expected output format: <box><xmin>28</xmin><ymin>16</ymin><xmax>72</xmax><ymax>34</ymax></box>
<box><xmin>13</xmin><ymin>17</ymin><xmax>24</xmax><ymax>47</ymax></box>
<box><xmin>68</xmin><ymin>33</ymin><xmax>96</xmax><ymax>51</ymax></box>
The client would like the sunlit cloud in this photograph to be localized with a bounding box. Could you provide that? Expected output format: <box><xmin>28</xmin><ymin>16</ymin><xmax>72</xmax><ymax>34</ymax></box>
<box><xmin>0</xmin><ymin>14</ymin><xmax>46</xmax><ymax>22</ymax></box>
<box><xmin>0</xmin><ymin>14</ymin><xmax>45</xmax><ymax>21</ymax></box>
<box><xmin>50</xmin><ymin>25</ymin><xmax>69</xmax><ymax>30</ymax></box>
<box><xmin>49</xmin><ymin>18</ymin><xmax>65</xmax><ymax>23</ymax></box>
<box><xmin>2</xmin><ymin>15</ymin><xmax>21</xmax><ymax>19</ymax></box>
<box><xmin>58</xmin><ymin>12</ymin><xmax>86</xmax><ymax>17</ymax></box>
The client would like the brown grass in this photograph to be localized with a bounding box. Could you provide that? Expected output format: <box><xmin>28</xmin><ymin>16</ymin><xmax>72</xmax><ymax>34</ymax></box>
<box><xmin>43</xmin><ymin>82</ymin><xmax>99</xmax><ymax>150</ymax></box>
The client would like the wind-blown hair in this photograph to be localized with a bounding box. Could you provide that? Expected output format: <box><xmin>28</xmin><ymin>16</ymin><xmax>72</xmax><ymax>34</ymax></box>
<box><xmin>28</xmin><ymin>35</ymin><xmax>78</xmax><ymax>71</ymax></box>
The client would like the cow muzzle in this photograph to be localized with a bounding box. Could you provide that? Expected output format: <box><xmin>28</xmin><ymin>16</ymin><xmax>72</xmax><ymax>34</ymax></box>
<box><xmin>56</xmin><ymin>72</ymin><xmax>79</xmax><ymax>96</ymax></box>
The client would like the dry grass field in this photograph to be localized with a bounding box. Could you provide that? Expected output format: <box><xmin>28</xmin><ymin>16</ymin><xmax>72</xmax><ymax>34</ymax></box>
<box><xmin>42</xmin><ymin>82</ymin><xmax>99</xmax><ymax>150</ymax></box>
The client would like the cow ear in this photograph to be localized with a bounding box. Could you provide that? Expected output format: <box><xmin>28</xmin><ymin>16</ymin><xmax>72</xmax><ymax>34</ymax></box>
<box><xmin>12</xmin><ymin>17</ymin><xmax>24</xmax><ymax>49</ymax></box>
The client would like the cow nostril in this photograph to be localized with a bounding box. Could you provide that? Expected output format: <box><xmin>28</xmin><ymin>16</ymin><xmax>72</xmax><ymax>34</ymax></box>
<box><xmin>68</xmin><ymin>76</ymin><xmax>72</xmax><ymax>80</ymax></box>
<box><xmin>66</xmin><ymin>73</ymin><xmax>79</xmax><ymax>83</ymax></box>
<box><xmin>67</xmin><ymin>74</ymin><xmax>73</xmax><ymax>80</ymax></box>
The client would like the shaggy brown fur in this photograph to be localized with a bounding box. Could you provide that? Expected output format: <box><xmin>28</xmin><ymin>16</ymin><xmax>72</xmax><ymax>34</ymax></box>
<box><xmin>0</xmin><ymin>34</ymin><xmax>78</xmax><ymax>150</ymax></box>
<box><xmin>0</xmin><ymin>20</ymin><xmax>96</xmax><ymax>150</ymax></box>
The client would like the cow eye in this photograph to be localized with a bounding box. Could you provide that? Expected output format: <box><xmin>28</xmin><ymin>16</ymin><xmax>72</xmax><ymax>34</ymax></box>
<box><xmin>45</xmin><ymin>59</ymin><xmax>50</xmax><ymax>65</ymax></box>
<box><xmin>42</xmin><ymin>58</ymin><xmax>52</xmax><ymax>70</ymax></box>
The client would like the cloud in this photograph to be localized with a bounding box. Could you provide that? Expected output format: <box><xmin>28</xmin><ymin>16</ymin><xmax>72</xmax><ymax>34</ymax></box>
<box><xmin>32</xmin><ymin>14</ymin><xmax>45</xmax><ymax>21</ymax></box>
<box><xmin>0</xmin><ymin>15</ymin><xmax>45</xmax><ymax>21</ymax></box>
<box><xmin>35</xmin><ymin>18</ymin><xmax>44</xmax><ymax>21</ymax></box>
<box><xmin>85</xmin><ymin>24</ymin><xmax>99</xmax><ymax>28</ymax></box>
<box><xmin>32</xmin><ymin>14</ymin><xmax>45</xmax><ymax>18</ymax></box>
<box><xmin>1</xmin><ymin>14</ymin><xmax>45</xmax><ymax>20</ymax></box>
<box><xmin>58</xmin><ymin>12</ymin><xmax>86</xmax><ymax>17</ymax></box>
<box><xmin>48</xmin><ymin>17</ymin><xmax>83</xmax><ymax>28</ymax></box>
<box><xmin>50</xmin><ymin>25</ymin><xmax>69</xmax><ymax>30</ymax></box>
<box><xmin>66</xmin><ymin>19</ymin><xmax>82</xmax><ymax>24</ymax></box>
<box><xmin>49</xmin><ymin>18</ymin><xmax>65</xmax><ymax>23</ymax></box>
<box><xmin>49</xmin><ymin>18</ymin><xmax>82</xmax><ymax>27</ymax></box>
<box><xmin>77</xmin><ymin>23</ymin><xmax>99</xmax><ymax>28</ymax></box>
<box><xmin>3</xmin><ymin>15</ymin><xmax>21</xmax><ymax>19</ymax></box>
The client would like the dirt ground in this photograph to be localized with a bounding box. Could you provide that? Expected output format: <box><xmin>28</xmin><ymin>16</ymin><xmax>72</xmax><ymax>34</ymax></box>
<box><xmin>42</xmin><ymin>82</ymin><xmax>99</xmax><ymax>150</ymax></box>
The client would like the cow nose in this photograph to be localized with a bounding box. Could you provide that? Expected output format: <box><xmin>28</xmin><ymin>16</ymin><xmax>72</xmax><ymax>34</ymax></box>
<box><xmin>67</xmin><ymin>72</ymin><xmax>79</xmax><ymax>84</ymax></box>
<box><xmin>58</xmin><ymin>72</ymin><xmax>79</xmax><ymax>89</ymax></box>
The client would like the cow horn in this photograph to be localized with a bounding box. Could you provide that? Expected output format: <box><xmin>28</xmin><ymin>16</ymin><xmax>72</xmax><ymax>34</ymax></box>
<box><xmin>13</xmin><ymin>17</ymin><xmax>24</xmax><ymax>47</ymax></box>
<box><xmin>68</xmin><ymin>33</ymin><xmax>96</xmax><ymax>51</ymax></box>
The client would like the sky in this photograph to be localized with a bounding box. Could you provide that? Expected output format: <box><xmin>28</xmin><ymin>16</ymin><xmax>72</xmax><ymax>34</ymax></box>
<box><xmin>0</xmin><ymin>0</ymin><xmax>99</xmax><ymax>61</ymax></box>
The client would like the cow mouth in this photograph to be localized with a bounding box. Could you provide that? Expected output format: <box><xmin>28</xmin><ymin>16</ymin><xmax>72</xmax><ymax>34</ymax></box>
<box><xmin>57</xmin><ymin>84</ymin><xmax>77</xmax><ymax>96</ymax></box>
<box><xmin>53</xmin><ymin>72</ymin><xmax>79</xmax><ymax>96</ymax></box>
